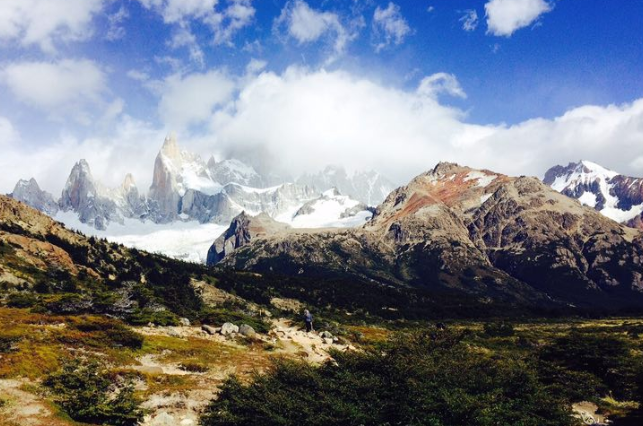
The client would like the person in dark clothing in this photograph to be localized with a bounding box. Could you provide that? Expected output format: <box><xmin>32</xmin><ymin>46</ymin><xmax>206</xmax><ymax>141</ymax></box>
<box><xmin>304</xmin><ymin>309</ymin><xmax>313</xmax><ymax>332</ymax></box>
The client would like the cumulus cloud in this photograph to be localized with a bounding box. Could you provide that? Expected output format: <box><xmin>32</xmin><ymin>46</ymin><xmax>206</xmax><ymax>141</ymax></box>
<box><xmin>485</xmin><ymin>0</ymin><xmax>552</xmax><ymax>37</ymax></box>
<box><xmin>158</xmin><ymin>70</ymin><xmax>235</xmax><ymax>129</ymax></box>
<box><xmin>418</xmin><ymin>73</ymin><xmax>467</xmax><ymax>99</ymax></box>
<box><xmin>2</xmin><ymin>59</ymin><xmax>108</xmax><ymax>119</ymax></box>
<box><xmin>0</xmin><ymin>0</ymin><xmax>105</xmax><ymax>52</ymax></box>
<box><xmin>275</xmin><ymin>1</ymin><xmax>354</xmax><ymax>60</ymax></box>
<box><xmin>460</xmin><ymin>9</ymin><xmax>479</xmax><ymax>32</ymax></box>
<box><xmin>206</xmin><ymin>68</ymin><xmax>643</xmax><ymax>183</ymax></box>
<box><xmin>372</xmin><ymin>2</ymin><xmax>411</xmax><ymax>52</ymax></box>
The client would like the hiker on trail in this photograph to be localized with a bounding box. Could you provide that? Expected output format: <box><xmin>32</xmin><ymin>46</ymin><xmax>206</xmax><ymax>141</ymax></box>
<box><xmin>304</xmin><ymin>309</ymin><xmax>314</xmax><ymax>333</ymax></box>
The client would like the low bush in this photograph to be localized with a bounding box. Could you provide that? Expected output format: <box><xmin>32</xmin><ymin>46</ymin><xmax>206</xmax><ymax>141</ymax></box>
<box><xmin>179</xmin><ymin>361</ymin><xmax>209</xmax><ymax>373</ymax></box>
<box><xmin>484</xmin><ymin>321</ymin><xmax>515</xmax><ymax>337</ymax></box>
<box><xmin>6</xmin><ymin>293</ymin><xmax>39</xmax><ymax>308</ymax></box>
<box><xmin>44</xmin><ymin>359</ymin><xmax>143</xmax><ymax>426</ymax></box>
<box><xmin>128</xmin><ymin>308</ymin><xmax>179</xmax><ymax>326</ymax></box>
<box><xmin>69</xmin><ymin>317</ymin><xmax>144</xmax><ymax>349</ymax></box>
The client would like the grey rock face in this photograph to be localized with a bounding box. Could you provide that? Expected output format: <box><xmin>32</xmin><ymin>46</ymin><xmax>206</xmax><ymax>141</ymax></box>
<box><xmin>60</xmin><ymin>160</ymin><xmax>124</xmax><ymax>230</ymax></box>
<box><xmin>58</xmin><ymin>160</ymin><xmax>148</xmax><ymax>230</ymax></box>
<box><xmin>297</xmin><ymin>165</ymin><xmax>395</xmax><ymax>206</ymax></box>
<box><xmin>9</xmin><ymin>178</ymin><xmax>59</xmax><ymax>216</ymax></box>
<box><xmin>206</xmin><ymin>211</ymin><xmax>291</xmax><ymax>265</ymax></box>
<box><xmin>208</xmin><ymin>158</ymin><xmax>264</xmax><ymax>187</ymax></box>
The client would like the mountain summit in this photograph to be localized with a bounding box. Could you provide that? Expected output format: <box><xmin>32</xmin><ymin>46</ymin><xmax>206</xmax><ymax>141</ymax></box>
<box><xmin>544</xmin><ymin>160</ymin><xmax>643</xmax><ymax>229</ymax></box>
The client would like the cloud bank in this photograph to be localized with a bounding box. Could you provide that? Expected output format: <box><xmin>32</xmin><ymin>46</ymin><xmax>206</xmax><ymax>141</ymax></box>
<box><xmin>2</xmin><ymin>67</ymin><xmax>643</xmax><ymax>199</ymax></box>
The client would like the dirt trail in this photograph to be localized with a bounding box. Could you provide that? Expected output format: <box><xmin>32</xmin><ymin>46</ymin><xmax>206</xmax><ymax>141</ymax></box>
<box><xmin>139</xmin><ymin>318</ymin><xmax>353</xmax><ymax>425</ymax></box>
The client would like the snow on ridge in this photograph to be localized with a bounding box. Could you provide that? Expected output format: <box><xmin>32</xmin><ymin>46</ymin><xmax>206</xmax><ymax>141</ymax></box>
<box><xmin>464</xmin><ymin>171</ymin><xmax>497</xmax><ymax>188</ymax></box>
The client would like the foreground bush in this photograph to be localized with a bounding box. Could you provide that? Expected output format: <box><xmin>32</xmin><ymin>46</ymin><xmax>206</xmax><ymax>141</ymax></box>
<box><xmin>201</xmin><ymin>330</ymin><xmax>575</xmax><ymax>426</ymax></box>
<box><xmin>44</xmin><ymin>360</ymin><xmax>143</xmax><ymax>426</ymax></box>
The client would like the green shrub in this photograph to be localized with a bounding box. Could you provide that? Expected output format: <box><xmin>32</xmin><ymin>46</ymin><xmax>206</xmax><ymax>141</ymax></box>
<box><xmin>484</xmin><ymin>321</ymin><xmax>515</xmax><ymax>337</ymax></box>
<box><xmin>128</xmin><ymin>308</ymin><xmax>179</xmax><ymax>326</ymax></box>
<box><xmin>0</xmin><ymin>335</ymin><xmax>20</xmax><ymax>353</ymax></box>
<box><xmin>6</xmin><ymin>293</ymin><xmax>38</xmax><ymax>308</ymax></box>
<box><xmin>201</xmin><ymin>330</ymin><xmax>575</xmax><ymax>426</ymax></box>
<box><xmin>179</xmin><ymin>362</ymin><xmax>209</xmax><ymax>373</ymax></box>
<box><xmin>44</xmin><ymin>360</ymin><xmax>143</xmax><ymax>426</ymax></box>
<box><xmin>538</xmin><ymin>331</ymin><xmax>641</xmax><ymax>401</ymax></box>
<box><xmin>70</xmin><ymin>317</ymin><xmax>144</xmax><ymax>349</ymax></box>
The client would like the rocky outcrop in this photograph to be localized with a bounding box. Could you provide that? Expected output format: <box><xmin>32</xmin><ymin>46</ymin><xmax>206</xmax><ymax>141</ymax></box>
<box><xmin>211</xmin><ymin>163</ymin><xmax>643</xmax><ymax>309</ymax></box>
<box><xmin>206</xmin><ymin>211</ymin><xmax>290</xmax><ymax>265</ymax></box>
<box><xmin>544</xmin><ymin>160</ymin><xmax>643</xmax><ymax>230</ymax></box>
<box><xmin>9</xmin><ymin>178</ymin><xmax>59</xmax><ymax>216</ymax></box>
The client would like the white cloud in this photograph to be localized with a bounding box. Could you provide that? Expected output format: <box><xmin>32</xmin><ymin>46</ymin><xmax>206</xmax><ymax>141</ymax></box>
<box><xmin>169</xmin><ymin>27</ymin><xmax>205</xmax><ymax>66</ymax></box>
<box><xmin>139</xmin><ymin>0</ymin><xmax>254</xmax><ymax>51</ymax></box>
<box><xmin>138</xmin><ymin>0</ymin><xmax>218</xmax><ymax>24</ymax></box>
<box><xmin>0</xmin><ymin>115</ymin><xmax>167</xmax><ymax>195</ymax></box>
<box><xmin>372</xmin><ymin>2</ymin><xmax>411</xmax><ymax>52</ymax></box>
<box><xmin>418</xmin><ymin>73</ymin><xmax>467</xmax><ymax>99</ymax></box>
<box><xmin>4</xmin><ymin>68</ymin><xmax>643</xmax><ymax>201</ymax></box>
<box><xmin>158</xmin><ymin>70</ymin><xmax>235</xmax><ymax>129</ymax></box>
<box><xmin>275</xmin><ymin>1</ymin><xmax>353</xmax><ymax>60</ymax></box>
<box><xmin>209</xmin><ymin>0</ymin><xmax>256</xmax><ymax>46</ymax></box>
<box><xmin>0</xmin><ymin>0</ymin><xmax>105</xmax><ymax>53</ymax></box>
<box><xmin>485</xmin><ymin>0</ymin><xmax>552</xmax><ymax>37</ymax></box>
<box><xmin>207</xmin><ymin>68</ymin><xmax>643</xmax><ymax>184</ymax></box>
<box><xmin>0</xmin><ymin>116</ymin><xmax>20</xmax><ymax>148</ymax></box>
<box><xmin>2</xmin><ymin>59</ymin><xmax>107</xmax><ymax>114</ymax></box>
<box><xmin>246</xmin><ymin>58</ymin><xmax>267</xmax><ymax>75</ymax></box>
<box><xmin>106</xmin><ymin>4</ymin><xmax>129</xmax><ymax>41</ymax></box>
<box><xmin>460</xmin><ymin>9</ymin><xmax>479</xmax><ymax>32</ymax></box>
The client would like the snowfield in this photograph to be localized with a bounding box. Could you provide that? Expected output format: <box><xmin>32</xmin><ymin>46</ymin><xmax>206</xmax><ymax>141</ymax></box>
<box><xmin>54</xmin><ymin>211</ymin><xmax>227</xmax><ymax>263</ymax></box>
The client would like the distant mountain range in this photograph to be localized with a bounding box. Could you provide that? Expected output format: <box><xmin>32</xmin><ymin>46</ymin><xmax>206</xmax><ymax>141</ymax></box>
<box><xmin>8</xmin><ymin>133</ymin><xmax>395</xmax><ymax>231</ymax></box>
<box><xmin>209</xmin><ymin>162</ymin><xmax>643</xmax><ymax>310</ymax></box>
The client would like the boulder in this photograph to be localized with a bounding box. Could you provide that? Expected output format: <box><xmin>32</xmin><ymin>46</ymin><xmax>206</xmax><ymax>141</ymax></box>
<box><xmin>201</xmin><ymin>325</ymin><xmax>218</xmax><ymax>335</ymax></box>
<box><xmin>239</xmin><ymin>324</ymin><xmax>256</xmax><ymax>338</ymax></box>
<box><xmin>319</xmin><ymin>331</ymin><xmax>333</xmax><ymax>339</ymax></box>
<box><xmin>179</xmin><ymin>317</ymin><xmax>191</xmax><ymax>326</ymax></box>
<box><xmin>220</xmin><ymin>322</ymin><xmax>239</xmax><ymax>335</ymax></box>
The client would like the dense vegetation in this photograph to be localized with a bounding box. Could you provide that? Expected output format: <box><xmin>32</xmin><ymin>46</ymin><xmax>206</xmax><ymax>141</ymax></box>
<box><xmin>202</xmin><ymin>329</ymin><xmax>576</xmax><ymax>426</ymax></box>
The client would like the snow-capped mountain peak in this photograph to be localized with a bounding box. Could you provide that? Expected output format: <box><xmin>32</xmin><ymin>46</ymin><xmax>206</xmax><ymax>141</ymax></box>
<box><xmin>544</xmin><ymin>160</ymin><xmax>643</xmax><ymax>229</ymax></box>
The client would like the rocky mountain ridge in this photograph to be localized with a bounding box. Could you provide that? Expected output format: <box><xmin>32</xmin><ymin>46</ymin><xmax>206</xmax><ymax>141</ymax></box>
<box><xmin>209</xmin><ymin>162</ymin><xmax>643</xmax><ymax>309</ymax></box>
<box><xmin>544</xmin><ymin>160</ymin><xmax>643</xmax><ymax>230</ymax></box>
<box><xmin>9</xmin><ymin>134</ymin><xmax>385</xmax><ymax>231</ymax></box>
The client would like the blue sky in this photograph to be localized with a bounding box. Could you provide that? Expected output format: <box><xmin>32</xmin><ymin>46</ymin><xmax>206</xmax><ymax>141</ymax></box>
<box><xmin>1</xmin><ymin>0</ymin><xmax>643</xmax><ymax>194</ymax></box>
